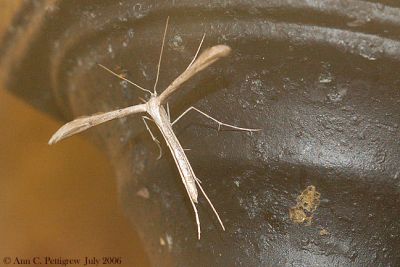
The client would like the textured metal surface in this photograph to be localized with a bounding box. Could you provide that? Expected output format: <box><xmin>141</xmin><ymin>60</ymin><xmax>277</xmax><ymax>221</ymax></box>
<box><xmin>1</xmin><ymin>1</ymin><xmax>399</xmax><ymax>266</ymax></box>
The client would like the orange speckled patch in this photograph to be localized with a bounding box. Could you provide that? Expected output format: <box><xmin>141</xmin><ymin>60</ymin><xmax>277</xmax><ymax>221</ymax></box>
<box><xmin>289</xmin><ymin>185</ymin><xmax>321</xmax><ymax>225</ymax></box>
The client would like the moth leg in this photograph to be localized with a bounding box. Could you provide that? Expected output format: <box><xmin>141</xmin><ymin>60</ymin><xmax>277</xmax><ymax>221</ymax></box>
<box><xmin>188</xmin><ymin>190</ymin><xmax>201</xmax><ymax>239</ymax></box>
<box><xmin>166</xmin><ymin>102</ymin><xmax>170</xmax><ymax>121</ymax></box>
<box><xmin>178</xmin><ymin>171</ymin><xmax>201</xmax><ymax>239</ymax></box>
<box><xmin>194</xmin><ymin>177</ymin><xmax>225</xmax><ymax>231</ymax></box>
<box><xmin>172</xmin><ymin>106</ymin><xmax>261</xmax><ymax>132</ymax></box>
<box><xmin>142</xmin><ymin>116</ymin><xmax>163</xmax><ymax>160</ymax></box>
<box><xmin>138</xmin><ymin>96</ymin><xmax>147</xmax><ymax>103</ymax></box>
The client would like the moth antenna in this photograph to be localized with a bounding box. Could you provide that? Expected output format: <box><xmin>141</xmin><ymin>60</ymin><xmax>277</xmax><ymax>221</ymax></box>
<box><xmin>98</xmin><ymin>63</ymin><xmax>152</xmax><ymax>95</ymax></box>
<box><xmin>153</xmin><ymin>16</ymin><xmax>170</xmax><ymax>94</ymax></box>
<box><xmin>186</xmin><ymin>33</ymin><xmax>206</xmax><ymax>70</ymax></box>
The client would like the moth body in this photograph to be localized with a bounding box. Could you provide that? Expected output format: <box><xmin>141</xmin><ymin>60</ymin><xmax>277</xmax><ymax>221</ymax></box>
<box><xmin>146</xmin><ymin>97</ymin><xmax>199</xmax><ymax>203</ymax></box>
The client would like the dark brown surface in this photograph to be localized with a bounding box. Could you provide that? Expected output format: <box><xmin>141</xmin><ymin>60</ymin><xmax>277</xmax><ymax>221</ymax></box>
<box><xmin>1</xmin><ymin>1</ymin><xmax>399</xmax><ymax>266</ymax></box>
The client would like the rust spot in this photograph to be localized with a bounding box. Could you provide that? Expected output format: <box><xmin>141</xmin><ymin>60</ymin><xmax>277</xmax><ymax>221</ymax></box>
<box><xmin>114</xmin><ymin>65</ymin><xmax>128</xmax><ymax>78</ymax></box>
<box><xmin>159</xmin><ymin>237</ymin><xmax>166</xmax><ymax>246</ymax></box>
<box><xmin>136</xmin><ymin>187</ymin><xmax>150</xmax><ymax>199</ymax></box>
<box><xmin>319</xmin><ymin>228</ymin><xmax>330</xmax><ymax>236</ymax></box>
<box><xmin>289</xmin><ymin>185</ymin><xmax>320</xmax><ymax>225</ymax></box>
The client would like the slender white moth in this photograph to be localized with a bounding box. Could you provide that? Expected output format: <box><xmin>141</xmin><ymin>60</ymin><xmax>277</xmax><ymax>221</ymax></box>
<box><xmin>49</xmin><ymin>17</ymin><xmax>260</xmax><ymax>239</ymax></box>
